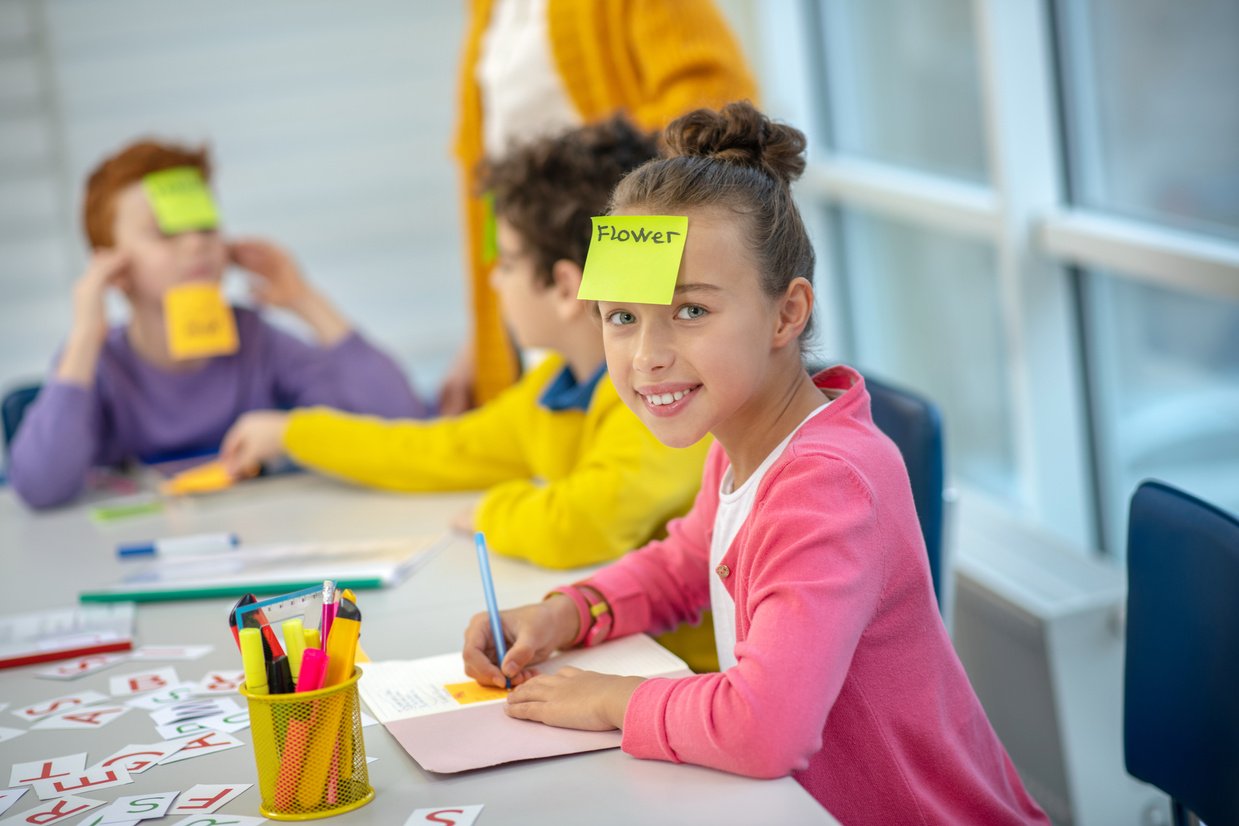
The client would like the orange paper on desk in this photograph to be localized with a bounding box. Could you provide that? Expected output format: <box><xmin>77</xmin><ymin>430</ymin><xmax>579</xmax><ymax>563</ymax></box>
<box><xmin>164</xmin><ymin>283</ymin><xmax>238</xmax><ymax>360</ymax></box>
<box><xmin>160</xmin><ymin>459</ymin><xmax>234</xmax><ymax>496</ymax></box>
<box><xmin>578</xmin><ymin>215</ymin><xmax>688</xmax><ymax>305</ymax></box>
<box><xmin>358</xmin><ymin>634</ymin><xmax>691</xmax><ymax>773</ymax></box>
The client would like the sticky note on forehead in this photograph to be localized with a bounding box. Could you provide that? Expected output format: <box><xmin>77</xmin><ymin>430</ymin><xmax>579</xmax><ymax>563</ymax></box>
<box><xmin>578</xmin><ymin>216</ymin><xmax>688</xmax><ymax>304</ymax></box>
<box><xmin>142</xmin><ymin>167</ymin><xmax>219</xmax><ymax>235</ymax></box>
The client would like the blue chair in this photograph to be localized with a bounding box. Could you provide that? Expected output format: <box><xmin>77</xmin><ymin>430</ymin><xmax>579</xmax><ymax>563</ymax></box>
<box><xmin>864</xmin><ymin>374</ymin><xmax>947</xmax><ymax>609</ymax></box>
<box><xmin>1124</xmin><ymin>480</ymin><xmax>1239</xmax><ymax>826</ymax></box>
<box><xmin>2</xmin><ymin>382</ymin><xmax>41</xmax><ymax>457</ymax></box>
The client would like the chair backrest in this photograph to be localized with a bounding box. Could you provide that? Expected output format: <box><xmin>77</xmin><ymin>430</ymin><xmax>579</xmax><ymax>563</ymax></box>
<box><xmin>863</xmin><ymin>374</ymin><xmax>946</xmax><ymax>607</ymax></box>
<box><xmin>2</xmin><ymin>383</ymin><xmax>41</xmax><ymax>457</ymax></box>
<box><xmin>1124</xmin><ymin>480</ymin><xmax>1239</xmax><ymax>826</ymax></box>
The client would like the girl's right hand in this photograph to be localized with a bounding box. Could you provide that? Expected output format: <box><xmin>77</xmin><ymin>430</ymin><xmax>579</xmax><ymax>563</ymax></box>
<box><xmin>462</xmin><ymin>595</ymin><xmax>580</xmax><ymax>688</ymax></box>
<box><xmin>69</xmin><ymin>249</ymin><xmax>131</xmax><ymax>345</ymax></box>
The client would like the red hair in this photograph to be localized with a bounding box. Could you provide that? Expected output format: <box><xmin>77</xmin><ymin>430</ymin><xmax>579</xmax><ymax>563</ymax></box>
<box><xmin>82</xmin><ymin>139</ymin><xmax>212</xmax><ymax>248</ymax></box>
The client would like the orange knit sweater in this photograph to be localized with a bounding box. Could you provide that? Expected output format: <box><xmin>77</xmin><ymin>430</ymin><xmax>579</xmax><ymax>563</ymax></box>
<box><xmin>454</xmin><ymin>0</ymin><xmax>758</xmax><ymax>403</ymax></box>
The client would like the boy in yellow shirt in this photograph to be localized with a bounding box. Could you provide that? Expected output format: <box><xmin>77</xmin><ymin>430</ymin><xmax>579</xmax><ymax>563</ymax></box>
<box><xmin>221</xmin><ymin>118</ymin><xmax>711</xmax><ymax>569</ymax></box>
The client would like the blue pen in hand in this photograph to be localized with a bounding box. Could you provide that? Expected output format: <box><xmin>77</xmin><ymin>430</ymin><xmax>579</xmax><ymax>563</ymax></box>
<box><xmin>474</xmin><ymin>531</ymin><xmax>510</xmax><ymax>689</ymax></box>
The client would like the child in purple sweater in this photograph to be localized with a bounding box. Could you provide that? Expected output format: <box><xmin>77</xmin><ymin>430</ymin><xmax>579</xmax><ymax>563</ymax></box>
<box><xmin>8</xmin><ymin>140</ymin><xmax>427</xmax><ymax>508</ymax></box>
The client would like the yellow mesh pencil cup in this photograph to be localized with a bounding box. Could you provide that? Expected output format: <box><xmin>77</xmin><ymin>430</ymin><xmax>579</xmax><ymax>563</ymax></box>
<box><xmin>239</xmin><ymin>667</ymin><xmax>373</xmax><ymax>820</ymax></box>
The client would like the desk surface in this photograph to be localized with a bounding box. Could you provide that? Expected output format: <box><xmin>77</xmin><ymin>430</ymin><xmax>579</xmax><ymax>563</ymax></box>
<box><xmin>0</xmin><ymin>474</ymin><xmax>838</xmax><ymax>825</ymax></box>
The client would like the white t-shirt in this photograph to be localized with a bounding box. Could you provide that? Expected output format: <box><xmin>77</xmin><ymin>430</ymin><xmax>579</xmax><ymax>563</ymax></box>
<box><xmin>710</xmin><ymin>400</ymin><xmax>833</xmax><ymax>669</ymax></box>
<box><xmin>476</xmin><ymin>0</ymin><xmax>583</xmax><ymax>158</ymax></box>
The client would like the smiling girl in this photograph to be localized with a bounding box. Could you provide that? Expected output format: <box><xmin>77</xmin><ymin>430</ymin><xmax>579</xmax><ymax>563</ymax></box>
<box><xmin>461</xmin><ymin>102</ymin><xmax>1048</xmax><ymax>824</ymax></box>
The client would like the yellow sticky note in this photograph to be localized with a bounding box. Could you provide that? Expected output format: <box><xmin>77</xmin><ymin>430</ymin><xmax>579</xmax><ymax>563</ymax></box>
<box><xmin>142</xmin><ymin>167</ymin><xmax>219</xmax><ymax>235</ymax></box>
<box><xmin>163</xmin><ymin>283</ymin><xmax>238</xmax><ymax>360</ymax></box>
<box><xmin>444</xmin><ymin>680</ymin><xmax>509</xmax><ymax>705</ymax></box>
<box><xmin>578</xmin><ymin>215</ymin><xmax>688</xmax><ymax>305</ymax></box>
<box><xmin>160</xmin><ymin>459</ymin><xmax>235</xmax><ymax>496</ymax></box>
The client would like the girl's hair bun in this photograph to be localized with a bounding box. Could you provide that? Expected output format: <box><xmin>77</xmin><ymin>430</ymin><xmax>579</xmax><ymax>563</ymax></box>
<box><xmin>662</xmin><ymin>100</ymin><xmax>806</xmax><ymax>187</ymax></box>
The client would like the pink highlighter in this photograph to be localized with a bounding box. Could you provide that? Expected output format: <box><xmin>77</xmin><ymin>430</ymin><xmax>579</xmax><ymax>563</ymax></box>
<box><xmin>297</xmin><ymin>648</ymin><xmax>329</xmax><ymax>692</ymax></box>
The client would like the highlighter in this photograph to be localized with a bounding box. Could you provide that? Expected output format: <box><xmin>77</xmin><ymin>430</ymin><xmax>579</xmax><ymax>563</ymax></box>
<box><xmin>297</xmin><ymin>648</ymin><xmax>328</xmax><ymax>693</ymax></box>
<box><xmin>323</xmin><ymin>597</ymin><xmax>361</xmax><ymax>688</ymax></box>
<box><xmin>340</xmin><ymin>588</ymin><xmax>370</xmax><ymax>663</ymax></box>
<box><xmin>239</xmin><ymin>627</ymin><xmax>268</xmax><ymax>696</ymax></box>
<box><xmin>304</xmin><ymin>628</ymin><xmax>321</xmax><ymax>651</ymax></box>
<box><xmin>282</xmin><ymin>618</ymin><xmax>307</xmax><ymax>676</ymax></box>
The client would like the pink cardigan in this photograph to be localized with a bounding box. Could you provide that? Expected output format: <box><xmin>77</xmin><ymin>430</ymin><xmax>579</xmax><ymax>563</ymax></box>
<box><xmin>584</xmin><ymin>366</ymin><xmax>1048</xmax><ymax>825</ymax></box>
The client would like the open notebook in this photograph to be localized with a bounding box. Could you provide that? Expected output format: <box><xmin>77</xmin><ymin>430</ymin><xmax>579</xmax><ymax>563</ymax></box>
<box><xmin>79</xmin><ymin>534</ymin><xmax>450</xmax><ymax>602</ymax></box>
<box><xmin>359</xmin><ymin>634</ymin><xmax>693</xmax><ymax>773</ymax></box>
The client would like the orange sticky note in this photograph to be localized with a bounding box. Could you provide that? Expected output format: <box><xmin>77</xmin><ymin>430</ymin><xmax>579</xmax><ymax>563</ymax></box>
<box><xmin>163</xmin><ymin>283</ymin><xmax>238</xmax><ymax>361</ymax></box>
<box><xmin>444</xmin><ymin>680</ymin><xmax>508</xmax><ymax>705</ymax></box>
<box><xmin>160</xmin><ymin>459</ymin><xmax>235</xmax><ymax>497</ymax></box>
<box><xmin>578</xmin><ymin>215</ymin><xmax>688</xmax><ymax>305</ymax></box>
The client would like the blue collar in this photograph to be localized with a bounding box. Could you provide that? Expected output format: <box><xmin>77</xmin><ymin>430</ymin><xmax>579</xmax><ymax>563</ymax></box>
<box><xmin>538</xmin><ymin>361</ymin><xmax>608</xmax><ymax>412</ymax></box>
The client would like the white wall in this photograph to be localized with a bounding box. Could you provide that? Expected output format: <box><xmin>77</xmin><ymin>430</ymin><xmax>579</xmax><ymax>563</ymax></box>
<box><xmin>0</xmin><ymin>0</ymin><xmax>469</xmax><ymax>401</ymax></box>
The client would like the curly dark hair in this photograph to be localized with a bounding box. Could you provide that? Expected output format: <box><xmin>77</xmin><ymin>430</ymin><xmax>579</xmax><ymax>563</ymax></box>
<box><xmin>480</xmin><ymin>116</ymin><xmax>661</xmax><ymax>288</ymax></box>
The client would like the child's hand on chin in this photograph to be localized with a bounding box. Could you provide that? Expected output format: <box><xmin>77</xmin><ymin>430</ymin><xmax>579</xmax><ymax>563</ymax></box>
<box><xmin>228</xmin><ymin>238</ymin><xmax>310</xmax><ymax>309</ymax></box>
<box><xmin>504</xmin><ymin>667</ymin><xmax>644</xmax><ymax>731</ymax></box>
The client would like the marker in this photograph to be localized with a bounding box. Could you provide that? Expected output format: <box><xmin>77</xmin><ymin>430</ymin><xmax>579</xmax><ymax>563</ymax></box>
<box><xmin>268</xmin><ymin>654</ymin><xmax>294</xmax><ymax>695</ymax></box>
<box><xmin>323</xmin><ymin>597</ymin><xmax>360</xmax><ymax>688</ymax></box>
<box><xmin>117</xmin><ymin>531</ymin><xmax>238</xmax><ymax>558</ymax></box>
<box><xmin>239</xmin><ymin>627</ymin><xmax>268</xmax><ymax>696</ymax></box>
<box><xmin>474</xmin><ymin>532</ymin><xmax>509</xmax><ymax>688</ymax></box>
<box><xmin>296</xmin><ymin>648</ymin><xmax>328</xmax><ymax>692</ymax></box>
<box><xmin>281</xmin><ymin>618</ymin><xmax>307</xmax><ymax>676</ymax></box>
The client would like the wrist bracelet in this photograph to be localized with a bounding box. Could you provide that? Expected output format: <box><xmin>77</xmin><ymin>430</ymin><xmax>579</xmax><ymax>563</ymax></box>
<box><xmin>547</xmin><ymin>585</ymin><xmax>612</xmax><ymax>648</ymax></box>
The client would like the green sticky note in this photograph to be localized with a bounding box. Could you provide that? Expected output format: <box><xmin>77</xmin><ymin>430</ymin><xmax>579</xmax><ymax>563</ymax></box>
<box><xmin>578</xmin><ymin>216</ymin><xmax>688</xmax><ymax>305</ymax></box>
<box><xmin>142</xmin><ymin>167</ymin><xmax>219</xmax><ymax>235</ymax></box>
<box><xmin>481</xmin><ymin>191</ymin><xmax>498</xmax><ymax>266</ymax></box>
<box><xmin>90</xmin><ymin>498</ymin><xmax>164</xmax><ymax>523</ymax></box>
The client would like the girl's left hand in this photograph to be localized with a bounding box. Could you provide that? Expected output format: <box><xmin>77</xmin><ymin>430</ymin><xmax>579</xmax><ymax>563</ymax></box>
<box><xmin>504</xmin><ymin>666</ymin><xmax>644</xmax><ymax>731</ymax></box>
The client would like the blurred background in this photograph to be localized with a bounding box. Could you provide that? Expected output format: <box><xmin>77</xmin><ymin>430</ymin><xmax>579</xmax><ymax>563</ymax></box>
<box><xmin>1</xmin><ymin>2</ymin><xmax>1236</xmax><ymax>822</ymax></box>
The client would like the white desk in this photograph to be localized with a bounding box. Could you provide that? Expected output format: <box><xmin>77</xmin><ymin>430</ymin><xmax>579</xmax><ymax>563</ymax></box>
<box><xmin>0</xmin><ymin>474</ymin><xmax>838</xmax><ymax>825</ymax></box>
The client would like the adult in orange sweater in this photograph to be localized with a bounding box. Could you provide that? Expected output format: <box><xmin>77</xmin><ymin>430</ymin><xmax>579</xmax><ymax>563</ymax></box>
<box><xmin>444</xmin><ymin>0</ymin><xmax>758</xmax><ymax>413</ymax></box>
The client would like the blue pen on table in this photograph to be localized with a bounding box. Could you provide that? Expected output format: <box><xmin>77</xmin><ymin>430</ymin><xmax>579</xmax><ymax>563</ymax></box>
<box><xmin>474</xmin><ymin>531</ymin><xmax>509</xmax><ymax>689</ymax></box>
<box><xmin>117</xmin><ymin>531</ymin><xmax>238</xmax><ymax>558</ymax></box>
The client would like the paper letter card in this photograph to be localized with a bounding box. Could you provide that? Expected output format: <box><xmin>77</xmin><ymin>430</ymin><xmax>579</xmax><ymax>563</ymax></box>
<box><xmin>163</xmin><ymin>284</ymin><xmax>238</xmax><ymax>361</ymax></box>
<box><xmin>579</xmin><ymin>216</ymin><xmax>687</xmax><ymax>305</ymax></box>
<box><xmin>142</xmin><ymin>167</ymin><xmax>218</xmax><ymax>236</ymax></box>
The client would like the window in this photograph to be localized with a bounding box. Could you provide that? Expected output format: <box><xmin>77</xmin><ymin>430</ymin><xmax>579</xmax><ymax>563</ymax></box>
<box><xmin>818</xmin><ymin>0</ymin><xmax>988</xmax><ymax>182</ymax></box>
<box><xmin>839</xmin><ymin>208</ymin><xmax>1015</xmax><ymax>498</ymax></box>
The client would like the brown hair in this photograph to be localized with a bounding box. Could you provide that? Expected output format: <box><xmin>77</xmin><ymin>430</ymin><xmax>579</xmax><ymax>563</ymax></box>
<box><xmin>82</xmin><ymin>140</ymin><xmax>212</xmax><ymax>248</ymax></box>
<box><xmin>611</xmin><ymin>101</ymin><xmax>816</xmax><ymax>341</ymax></box>
<box><xmin>480</xmin><ymin>116</ymin><xmax>661</xmax><ymax>289</ymax></box>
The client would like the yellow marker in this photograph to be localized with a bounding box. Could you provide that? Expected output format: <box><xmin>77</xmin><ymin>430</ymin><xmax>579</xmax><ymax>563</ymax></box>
<box><xmin>163</xmin><ymin>283</ymin><xmax>239</xmax><ymax>361</ymax></box>
<box><xmin>239</xmin><ymin>627</ymin><xmax>268</xmax><ymax>696</ymax></box>
<box><xmin>304</xmin><ymin>628</ymin><xmax>321</xmax><ymax>651</ymax></box>
<box><xmin>142</xmin><ymin>166</ymin><xmax>219</xmax><ymax>235</ymax></box>
<box><xmin>340</xmin><ymin>589</ymin><xmax>369</xmax><ymax>662</ymax></box>
<box><xmin>282</xmin><ymin>618</ymin><xmax>307</xmax><ymax>679</ymax></box>
<box><xmin>159</xmin><ymin>459</ymin><xmax>235</xmax><ymax>497</ymax></box>
<box><xmin>578</xmin><ymin>215</ymin><xmax>689</xmax><ymax>305</ymax></box>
